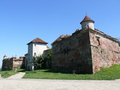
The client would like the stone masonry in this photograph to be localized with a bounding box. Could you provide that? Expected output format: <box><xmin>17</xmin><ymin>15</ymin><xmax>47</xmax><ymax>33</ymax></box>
<box><xmin>52</xmin><ymin>15</ymin><xmax>120</xmax><ymax>74</ymax></box>
<box><xmin>90</xmin><ymin>29</ymin><xmax>120</xmax><ymax>73</ymax></box>
<box><xmin>2</xmin><ymin>57</ymin><xmax>25</xmax><ymax>71</ymax></box>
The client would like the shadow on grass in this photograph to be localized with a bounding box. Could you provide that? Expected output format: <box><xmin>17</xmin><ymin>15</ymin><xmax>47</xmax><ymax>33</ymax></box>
<box><xmin>17</xmin><ymin>69</ymin><xmax>27</xmax><ymax>72</ymax></box>
<box><xmin>43</xmin><ymin>69</ymin><xmax>91</xmax><ymax>74</ymax></box>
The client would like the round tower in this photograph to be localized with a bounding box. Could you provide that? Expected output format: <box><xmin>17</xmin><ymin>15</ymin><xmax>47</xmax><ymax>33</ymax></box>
<box><xmin>3</xmin><ymin>55</ymin><xmax>7</xmax><ymax>59</ymax></box>
<box><xmin>80</xmin><ymin>15</ymin><xmax>95</xmax><ymax>30</ymax></box>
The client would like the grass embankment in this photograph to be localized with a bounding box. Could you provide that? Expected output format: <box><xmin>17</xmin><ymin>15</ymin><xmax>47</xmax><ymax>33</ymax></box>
<box><xmin>0</xmin><ymin>70</ymin><xmax>18</xmax><ymax>78</ymax></box>
<box><xmin>0</xmin><ymin>69</ymin><xmax>25</xmax><ymax>78</ymax></box>
<box><xmin>23</xmin><ymin>64</ymin><xmax>120</xmax><ymax>80</ymax></box>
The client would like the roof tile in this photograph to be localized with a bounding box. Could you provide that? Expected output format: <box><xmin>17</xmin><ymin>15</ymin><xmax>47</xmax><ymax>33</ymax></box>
<box><xmin>27</xmin><ymin>38</ymin><xmax>48</xmax><ymax>45</ymax></box>
<box><xmin>80</xmin><ymin>15</ymin><xmax>94</xmax><ymax>24</ymax></box>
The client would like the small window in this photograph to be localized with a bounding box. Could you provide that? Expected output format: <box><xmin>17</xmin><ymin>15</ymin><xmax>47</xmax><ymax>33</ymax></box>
<box><xmin>34</xmin><ymin>53</ymin><xmax>36</xmax><ymax>56</ymax></box>
<box><xmin>96</xmin><ymin>36</ymin><xmax>100</xmax><ymax>46</ymax></box>
<box><xmin>86</xmin><ymin>24</ymin><xmax>89</xmax><ymax>29</ymax></box>
<box><xmin>34</xmin><ymin>44</ymin><xmax>36</xmax><ymax>46</ymax></box>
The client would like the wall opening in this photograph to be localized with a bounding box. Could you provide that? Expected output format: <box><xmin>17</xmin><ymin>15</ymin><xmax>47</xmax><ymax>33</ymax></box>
<box><xmin>96</xmin><ymin>36</ymin><xmax>100</xmax><ymax>46</ymax></box>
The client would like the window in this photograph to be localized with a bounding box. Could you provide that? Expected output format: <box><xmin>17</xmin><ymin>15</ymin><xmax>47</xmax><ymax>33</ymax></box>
<box><xmin>86</xmin><ymin>24</ymin><xmax>89</xmax><ymax>29</ymax></box>
<box><xmin>34</xmin><ymin>53</ymin><xmax>36</xmax><ymax>56</ymax></box>
<box><xmin>96</xmin><ymin>36</ymin><xmax>100</xmax><ymax>46</ymax></box>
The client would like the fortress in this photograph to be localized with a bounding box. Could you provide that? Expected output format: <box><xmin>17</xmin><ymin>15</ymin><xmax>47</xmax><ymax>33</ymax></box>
<box><xmin>52</xmin><ymin>15</ymin><xmax>120</xmax><ymax>74</ymax></box>
<box><xmin>2</xmin><ymin>56</ymin><xmax>25</xmax><ymax>71</ymax></box>
<box><xmin>2</xmin><ymin>15</ymin><xmax>120</xmax><ymax>73</ymax></box>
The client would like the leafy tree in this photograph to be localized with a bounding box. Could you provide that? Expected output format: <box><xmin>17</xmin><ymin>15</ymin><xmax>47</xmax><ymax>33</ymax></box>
<box><xmin>33</xmin><ymin>49</ymin><xmax>52</xmax><ymax>70</ymax></box>
<box><xmin>44</xmin><ymin>49</ymin><xmax>52</xmax><ymax>69</ymax></box>
<box><xmin>33</xmin><ymin>56</ymin><xmax>44</xmax><ymax>70</ymax></box>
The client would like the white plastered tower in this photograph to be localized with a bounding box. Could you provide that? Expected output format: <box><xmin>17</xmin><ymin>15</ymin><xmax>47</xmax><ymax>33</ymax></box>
<box><xmin>27</xmin><ymin>38</ymin><xmax>48</xmax><ymax>70</ymax></box>
<box><xmin>80</xmin><ymin>15</ymin><xmax>95</xmax><ymax>30</ymax></box>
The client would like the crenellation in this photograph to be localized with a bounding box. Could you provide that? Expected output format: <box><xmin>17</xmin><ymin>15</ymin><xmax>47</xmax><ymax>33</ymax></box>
<box><xmin>2</xmin><ymin>57</ymin><xmax>25</xmax><ymax>71</ymax></box>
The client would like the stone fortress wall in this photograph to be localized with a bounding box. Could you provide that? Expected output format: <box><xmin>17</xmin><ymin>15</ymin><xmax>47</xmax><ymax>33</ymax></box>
<box><xmin>52</xmin><ymin>15</ymin><xmax>120</xmax><ymax>74</ymax></box>
<box><xmin>89</xmin><ymin>29</ymin><xmax>120</xmax><ymax>73</ymax></box>
<box><xmin>2</xmin><ymin>57</ymin><xmax>25</xmax><ymax>71</ymax></box>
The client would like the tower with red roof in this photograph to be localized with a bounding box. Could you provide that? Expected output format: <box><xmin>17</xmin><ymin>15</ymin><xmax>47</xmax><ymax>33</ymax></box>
<box><xmin>80</xmin><ymin>15</ymin><xmax>95</xmax><ymax>30</ymax></box>
<box><xmin>26</xmin><ymin>37</ymin><xmax>48</xmax><ymax>70</ymax></box>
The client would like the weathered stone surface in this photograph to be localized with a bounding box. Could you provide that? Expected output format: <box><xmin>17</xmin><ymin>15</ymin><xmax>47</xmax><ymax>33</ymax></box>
<box><xmin>52</xmin><ymin>30</ymin><xmax>93</xmax><ymax>74</ymax></box>
<box><xmin>52</xmin><ymin>29</ymin><xmax>120</xmax><ymax>74</ymax></box>
<box><xmin>89</xmin><ymin>30</ymin><xmax>120</xmax><ymax>73</ymax></box>
<box><xmin>2</xmin><ymin>57</ymin><xmax>25</xmax><ymax>71</ymax></box>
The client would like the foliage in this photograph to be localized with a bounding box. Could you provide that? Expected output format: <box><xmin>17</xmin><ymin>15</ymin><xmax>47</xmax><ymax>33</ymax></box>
<box><xmin>44</xmin><ymin>49</ymin><xmax>52</xmax><ymax>69</ymax></box>
<box><xmin>23</xmin><ymin>64</ymin><xmax>120</xmax><ymax>80</ymax></box>
<box><xmin>33</xmin><ymin>56</ymin><xmax>44</xmax><ymax>70</ymax></box>
<box><xmin>33</xmin><ymin>49</ymin><xmax>52</xmax><ymax>70</ymax></box>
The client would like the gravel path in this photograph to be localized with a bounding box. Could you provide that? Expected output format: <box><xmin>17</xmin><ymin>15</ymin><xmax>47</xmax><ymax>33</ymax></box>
<box><xmin>7</xmin><ymin>72</ymin><xmax>25</xmax><ymax>79</ymax></box>
<box><xmin>0</xmin><ymin>72</ymin><xmax>120</xmax><ymax>90</ymax></box>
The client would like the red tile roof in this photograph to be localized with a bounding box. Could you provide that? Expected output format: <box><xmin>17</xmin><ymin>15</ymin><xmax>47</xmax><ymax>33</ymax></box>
<box><xmin>25</xmin><ymin>53</ymin><xmax>28</xmax><ymax>56</ymax></box>
<box><xmin>80</xmin><ymin>15</ymin><xmax>95</xmax><ymax>24</ymax></box>
<box><xmin>3</xmin><ymin>55</ymin><xmax>7</xmax><ymax>57</ymax></box>
<box><xmin>52</xmin><ymin>34</ymin><xmax>71</xmax><ymax>44</ymax></box>
<box><xmin>27</xmin><ymin>38</ymin><xmax>48</xmax><ymax>45</ymax></box>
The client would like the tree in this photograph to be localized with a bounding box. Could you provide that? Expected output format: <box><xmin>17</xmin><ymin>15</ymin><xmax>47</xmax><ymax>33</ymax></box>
<box><xmin>33</xmin><ymin>56</ymin><xmax>44</xmax><ymax>70</ymax></box>
<box><xmin>44</xmin><ymin>49</ymin><xmax>52</xmax><ymax>69</ymax></box>
<box><xmin>33</xmin><ymin>49</ymin><xmax>52</xmax><ymax>70</ymax></box>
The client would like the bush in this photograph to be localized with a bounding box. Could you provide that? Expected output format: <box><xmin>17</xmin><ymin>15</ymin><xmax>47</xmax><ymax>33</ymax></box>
<box><xmin>44</xmin><ymin>49</ymin><xmax>52</xmax><ymax>69</ymax></box>
<box><xmin>33</xmin><ymin>56</ymin><xmax>44</xmax><ymax>70</ymax></box>
<box><xmin>33</xmin><ymin>49</ymin><xmax>52</xmax><ymax>70</ymax></box>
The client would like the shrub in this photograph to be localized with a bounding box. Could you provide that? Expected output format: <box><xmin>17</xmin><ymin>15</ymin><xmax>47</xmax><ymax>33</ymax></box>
<box><xmin>44</xmin><ymin>49</ymin><xmax>52</xmax><ymax>69</ymax></box>
<box><xmin>33</xmin><ymin>49</ymin><xmax>52</xmax><ymax>70</ymax></box>
<box><xmin>33</xmin><ymin>56</ymin><xmax>44</xmax><ymax>70</ymax></box>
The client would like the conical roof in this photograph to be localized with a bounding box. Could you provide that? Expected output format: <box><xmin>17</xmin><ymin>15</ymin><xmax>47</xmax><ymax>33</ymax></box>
<box><xmin>27</xmin><ymin>37</ymin><xmax>48</xmax><ymax>45</ymax></box>
<box><xmin>80</xmin><ymin>15</ymin><xmax>94</xmax><ymax>24</ymax></box>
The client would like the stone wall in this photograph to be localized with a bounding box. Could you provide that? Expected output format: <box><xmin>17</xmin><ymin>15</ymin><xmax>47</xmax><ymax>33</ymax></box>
<box><xmin>89</xmin><ymin>29</ymin><xmax>120</xmax><ymax>73</ymax></box>
<box><xmin>2</xmin><ymin>57</ymin><xmax>25</xmax><ymax>71</ymax></box>
<box><xmin>52</xmin><ymin>29</ymin><xmax>120</xmax><ymax>74</ymax></box>
<box><xmin>2</xmin><ymin>58</ymin><xmax>13</xmax><ymax>70</ymax></box>
<box><xmin>52</xmin><ymin>30</ymin><xmax>93</xmax><ymax>74</ymax></box>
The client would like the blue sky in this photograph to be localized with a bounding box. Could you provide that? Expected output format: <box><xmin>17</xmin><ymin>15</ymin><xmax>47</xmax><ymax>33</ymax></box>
<box><xmin>0</xmin><ymin>0</ymin><xmax>120</xmax><ymax>68</ymax></box>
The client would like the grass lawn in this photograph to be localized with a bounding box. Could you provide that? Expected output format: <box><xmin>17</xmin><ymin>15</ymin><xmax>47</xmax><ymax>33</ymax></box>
<box><xmin>0</xmin><ymin>69</ymin><xmax>25</xmax><ymax>78</ymax></box>
<box><xmin>23</xmin><ymin>64</ymin><xmax>120</xmax><ymax>80</ymax></box>
<box><xmin>0</xmin><ymin>70</ymin><xmax>18</xmax><ymax>78</ymax></box>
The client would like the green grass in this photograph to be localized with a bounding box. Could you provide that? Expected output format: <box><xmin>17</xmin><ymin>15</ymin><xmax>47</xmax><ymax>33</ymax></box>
<box><xmin>0</xmin><ymin>69</ymin><xmax>26</xmax><ymax>78</ymax></box>
<box><xmin>23</xmin><ymin>64</ymin><xmax>120</xmax><ymax>80</ymax></box>
<box><xmin>0</xmin><ymin>70</ymin><xmax>18</xmax><ymax>78</ymax></box>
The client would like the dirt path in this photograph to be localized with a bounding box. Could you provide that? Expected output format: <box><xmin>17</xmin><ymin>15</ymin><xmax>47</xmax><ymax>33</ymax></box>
<box><xmin>7</xmin><ymin>72</ymin><xmax>25</xmax><ymax>79</ymax></box>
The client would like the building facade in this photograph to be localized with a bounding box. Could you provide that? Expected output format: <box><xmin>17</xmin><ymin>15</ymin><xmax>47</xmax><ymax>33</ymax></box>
<box><xmin>52</xmin><ymin>15</ymin><xmax>120</xmax><ymax>74</ymax></box>
<box><xmin>25</xmin><ymin>37</ymin><xmax>48</xmax><ymax>70</ymax></box>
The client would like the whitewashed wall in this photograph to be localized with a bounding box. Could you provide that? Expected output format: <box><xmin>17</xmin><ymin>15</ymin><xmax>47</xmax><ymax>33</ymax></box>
<box><xmin>27</xmin><ymin>43</ymin><xmax>48</xmax><ymax>70</ymax></box>
<box><xmin>81</xmin><ymin>21</ymin><xmax>94</xmax><ymax>30</ymax></box>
